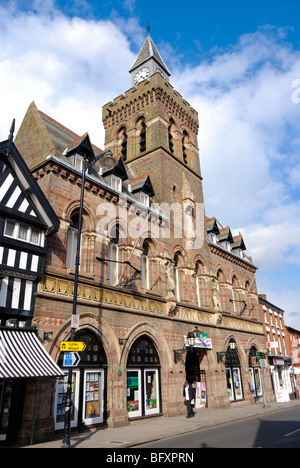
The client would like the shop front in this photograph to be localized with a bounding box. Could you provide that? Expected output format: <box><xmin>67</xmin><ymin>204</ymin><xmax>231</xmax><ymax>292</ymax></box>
<box><xmin>225</xmin><ymin>346</ymin><xmax>244</xmax><ymax>402</ymax></box>
<box><xmin>0</xmin><ymin>327</ymin><xmax>63</xmax><ymax>445</ymax></box>
<box><xmin>268</xmin><ymin>355</ymin><xmax>293</xmax><ymax>402</ymax></box>
<box><xmin>126</xmin><ymin>335</ymin><xmax>161</xmax><ymax>419</ymax></box>
<box><xmin>248</xmin><ymin>346</ymin><xmax>263</xmax><ymax>400</ymax></box>
<box><xmin>54</xmin><ymin>330</ymin><xmax>107</xmax><ymax>431</ymax></box>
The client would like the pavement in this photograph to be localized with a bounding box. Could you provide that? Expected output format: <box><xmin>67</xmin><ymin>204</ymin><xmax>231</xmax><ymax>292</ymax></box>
<box><xmin>22</xmin><ymin>398</ymin><xmax>300</xmax><ymax>448</ymax></box>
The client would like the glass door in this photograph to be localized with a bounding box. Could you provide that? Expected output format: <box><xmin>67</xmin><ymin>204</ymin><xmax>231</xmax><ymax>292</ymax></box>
<box><xmin>127</xmin><ymin>370</ymin><xmax>142</xmax><ymax>418</ymax></box>
<box><xmin>144</xmin><ymin>369</ymin><xmax>160</xmax><ymax>416</ymax></box>
<box><xmin>83</xmin><ymin>370</ymin><xmax>104</xmax><ymax>425</ymax></box>
<box><xmin>54</xmin><ymin>370</ymin><xmax>80</xmax><ymax>430</ymax></box>
<box><xmin>232</xmin><ymin>368</ymin><xmax>243</xmax><ymax>400</ymax></box>
<box><xmin>226</xmin><ymin>368</ymin><xmax>234</xmax><ymax>401</ymax></box>
<box><xmin>0</xmin><ymin>381</ymin><xmax>12</xmax><ymax>441</ymax></box>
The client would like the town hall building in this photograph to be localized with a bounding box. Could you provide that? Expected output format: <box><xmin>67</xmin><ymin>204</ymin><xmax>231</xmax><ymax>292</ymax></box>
<box><xmin>2</xmin><ymin>33</ymin><xmax>270</xmax><ymax>444</ymax></box>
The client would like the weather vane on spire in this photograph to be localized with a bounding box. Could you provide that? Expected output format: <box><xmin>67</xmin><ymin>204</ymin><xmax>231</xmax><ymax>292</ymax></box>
<box><xmin>146</xmin><ymin>22</ymin><xmax>151</xmax><ymax>35</ymax></box>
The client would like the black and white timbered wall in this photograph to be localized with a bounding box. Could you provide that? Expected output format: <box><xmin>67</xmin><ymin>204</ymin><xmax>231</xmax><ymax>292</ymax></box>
<box><xmin>0</xmin><ymin>157</ymin><xmax>48</xmax><ymax>326</ymax></box>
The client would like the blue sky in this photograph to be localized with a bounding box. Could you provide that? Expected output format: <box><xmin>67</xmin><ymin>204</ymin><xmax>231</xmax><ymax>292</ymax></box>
<box><xmin>1</xmin><ymin>0</ymin><xmax>300</xmax><ymax>328</ymax></box>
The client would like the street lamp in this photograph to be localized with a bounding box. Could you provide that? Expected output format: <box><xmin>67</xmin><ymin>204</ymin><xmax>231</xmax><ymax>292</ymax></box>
<box><xmin>217</xmin><ymin>337</ymin><xmax>236</xmax><ymax>364</ymax></box>
<box><xmin>174</xmin><ymin>330</ymin><xmax>197</xmax><ymax>364</ymax></box>
<box><xmin>61</xmin><ymin>135</ymin><xmax>116</xmax><ymax>448</ymax></box>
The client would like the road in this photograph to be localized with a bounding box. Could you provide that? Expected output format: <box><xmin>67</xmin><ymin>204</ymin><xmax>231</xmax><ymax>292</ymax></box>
<box><xmin>133</xmin><ymin>407</ymin><xmax>300</xmax><ymax>448</ymax></box>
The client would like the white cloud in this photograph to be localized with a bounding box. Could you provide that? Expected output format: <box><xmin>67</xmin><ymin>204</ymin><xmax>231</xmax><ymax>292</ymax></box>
<box><xmin>0</xmin><ymin>2</ymin><xmax>137</xmax><ymax>146</ymax></box>
<box><xmin>0</xmin><ymin>4</ymin><xmax>299</xmax><ymax>326</ymax></box>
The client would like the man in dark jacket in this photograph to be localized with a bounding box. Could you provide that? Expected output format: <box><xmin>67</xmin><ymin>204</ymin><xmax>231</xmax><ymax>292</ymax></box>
<box><xmin>183</xmin><ymin>381</ymin><xmax>195</xmax><ymax>418</ymax></box>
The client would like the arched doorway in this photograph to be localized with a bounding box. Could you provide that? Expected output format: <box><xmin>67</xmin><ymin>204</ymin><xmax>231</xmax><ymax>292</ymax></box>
<box><xmin>225</xmin><ymin>346</ymin><xmax>244</xmax><ymax>401</ymax></box>
<box><xmin>126</xmin><ymin>335</ymin><xmax>161</xmax><ymax>419</ymax></box>
<box><xmin>54</xmin><ymin>330</ymin><xmax>107</xmax><ymax>431</ymax></box>
<box><xmin>248</xmin><ymin>346</ymin><xmax>263</xmax><ymax>399</ymax></box>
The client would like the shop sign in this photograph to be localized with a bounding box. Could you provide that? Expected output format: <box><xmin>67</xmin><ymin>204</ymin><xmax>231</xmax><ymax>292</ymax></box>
<box><xmin>257</xmin><ymin>352</ymin><xmax>266</xmax><ymax>360</ymax></box>
<box><xmin>266</xmin><ymin>341</ymin><xmax>278</xmax><ymax>349</ymax></box>
<box><xmin>273</xmin><ymin>359</ymin><xmax>284</xmax><ymax>366</ymax></box>
<box><xmin>184</xmin><ymin>336</ymin><xmax>212</xmax><ymax>349</ymax></box>
<box><xmin>127</xmin><ymin>376</ymin><xmax>139</xmax><ymax>388</ymax></box>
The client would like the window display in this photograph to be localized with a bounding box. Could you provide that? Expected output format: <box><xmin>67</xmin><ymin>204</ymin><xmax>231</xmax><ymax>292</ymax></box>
<box><xmin>83</xmin><ymin>370</ymin><xmax>104</xmax><ymax>425</ymax></box>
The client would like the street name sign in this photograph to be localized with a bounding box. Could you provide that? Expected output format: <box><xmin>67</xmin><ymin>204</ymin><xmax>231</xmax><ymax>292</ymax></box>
<box><xmin>60</xmin><ymin>341</ymin><xmax>86</xmax><ymax>352</ymax></box>
<box><xmin>63</xmin><ymin>352</ymin><xmax>81</xmax><ymax>367</ymax></box>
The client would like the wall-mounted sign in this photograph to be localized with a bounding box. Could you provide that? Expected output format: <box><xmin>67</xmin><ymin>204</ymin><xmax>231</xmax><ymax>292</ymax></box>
<box><xmin>184</xmin><ymin>336</ymin><xmax>212</xmax><ymax>349</ymax></box>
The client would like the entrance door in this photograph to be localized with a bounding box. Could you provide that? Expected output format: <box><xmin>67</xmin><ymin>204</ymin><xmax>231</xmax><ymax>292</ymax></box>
<box><xmin>232</xmin><ymin>368</ymin><xmax>243</xmax><ymax>400</ymax></box>
<box><xmin>83</xmin><ymin>369</ymin><xmax>104</xmax><ymax>425</ymax></box>
<box><xmin>127</xmin><ymin>369</ymin><xmax>142</xmax><ymax>418</ymax></box>
<box><xmin>126</xmin><ymin>335</ymin><xmax>161</xmax><ymax>418</ymax></box>
<box><xmin>54</xmin><ymin>370</ymin><xmax>80</xmax><ymax>431</ymax></box>
<box><xmin>144</xmin><ymin>369</ymin><xmax>159</xmax><ymax>416</ymax></box>
<box><xmin>0</xmin><ymin>380</ymin><xmax>12</xmax><ymax>441</ymax></box>
<box><xmin>226</xmin><ymin>368</ymin><xmax>234</xmax><ymax>401</ymax></box>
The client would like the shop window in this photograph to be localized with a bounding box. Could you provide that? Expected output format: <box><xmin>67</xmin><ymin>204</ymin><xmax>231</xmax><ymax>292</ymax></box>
<box><xmin>225</xmin><ymin>346</ymin><xmax>243</xmax><ymax>401</ymax></box>
<box><xmin>248</xmin><ymin>347</ymin><xmax>263</xmax><ymax>398</ymax></box>
<box><xmin>126</xmin><ymin>336</ymin><xmax>161</xmax><ymax>418</ymax></box>
<box><xmin>55</xmin><ymin>331</ymin><xmax>107</xmax><ymax>431</ymax></box>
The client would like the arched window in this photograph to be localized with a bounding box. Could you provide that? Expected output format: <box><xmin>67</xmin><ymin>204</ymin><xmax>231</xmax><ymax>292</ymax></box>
<box><xmin>141</xmin><ymin>240</ymin><xmax>150</xmax><ymax>289</ymax></box>
<box><xmin>182</xmin><ymin>130</ymin><xmax>189</xmax><ymax>163</ymax></box>
<box><xmin>109</xmin><ymin>225</ymin><xmax>119</xmax><ymax>285</ymax></box>
<box><xmin>195</xmin><ymin>260</ymin><xmax>205</xmax><ymax>307</ymax></box>
<box><xmin>231</xmin><ymin>275</ymin><xmax>239</xmax><ymax>313</ymax></box>
<box><xmin>66</xmin><ymin>211</ymin><xmax>80</xmax><ymax>269</ymax></box>
<box><xmin>174</xmin><ymin>252</ymin><xmax>181</xmax><ymax>301</ymax></box>
<box><xmin>136</xmin><ymin>117</ymin><xmax>146</xmax><ymax>153</ymax></box>
<box><xmin>118</xmin><ymin>127</ymin><xmax>127</xmax><ymax>161</ymax></box>
<box><xmin>248</xmin><ymin>346</ymin><xmax>263</xmax><ymax>398</ymax></box>
<box><xmin>168</xmin><ymin>119</ymin><xmax>175</xmax><ymax>153</ymax></box>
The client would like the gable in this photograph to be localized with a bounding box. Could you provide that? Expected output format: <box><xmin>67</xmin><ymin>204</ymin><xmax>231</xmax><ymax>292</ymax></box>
<box><xmin>0</xmin><ymin>139</ymin><xmax>59</xmax><ymax>235</ymax></box>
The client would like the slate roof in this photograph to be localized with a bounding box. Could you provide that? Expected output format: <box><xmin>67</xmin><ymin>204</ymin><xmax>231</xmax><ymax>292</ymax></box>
<box><xmin>129</xmin><ymin>34</ymin><xmax>171</xmax><ymax>77</ymax></box>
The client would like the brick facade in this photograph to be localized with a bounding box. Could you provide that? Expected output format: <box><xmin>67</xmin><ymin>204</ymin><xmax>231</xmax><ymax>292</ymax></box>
<box><xmin>11</xmin><ymin>37</ymin><xmax>272</xmax><ymax>444</ymax></box>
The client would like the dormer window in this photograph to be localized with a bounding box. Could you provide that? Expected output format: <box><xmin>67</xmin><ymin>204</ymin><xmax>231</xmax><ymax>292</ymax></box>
<box><xmin>223</xmin><ymin>241</ymin><xmax>231</xmax><ymax>252</ymax></box>
<box><xmin>209</xmin><ymin>233</ymin><xmax>218</xmax><ymax>244</ymax></box>
<box><xmin>111</xmin><ymin>174</ymin><xmax>122</xmax><ymax>193</ymax></box>
<box><xmin>140</xmin><ymin>192</ymin><xmax>149</xmax><ymax>207</ymax></box>
<box><xmin>69</xmin><ymin>153</ymin><xmax>83</xmax><ymax>171</ymax></box>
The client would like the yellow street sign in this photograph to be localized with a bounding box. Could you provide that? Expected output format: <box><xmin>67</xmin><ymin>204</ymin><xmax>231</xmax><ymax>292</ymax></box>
<box><xmin>60</xmin><ymin>341</ymin><xmax>86</xmax><ymax>352</ymax></box>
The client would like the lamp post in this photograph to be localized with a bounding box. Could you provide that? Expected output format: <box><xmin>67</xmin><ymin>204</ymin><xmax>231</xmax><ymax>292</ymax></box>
<box><xmin>217</xmin><ymin>337</ymin><xmax>236</xmax><ymax>364</ymax></box>
<box><xmin>61</xmin><ymin>135</ymin><xmax>116</xmax><ymax>448</ymax></box>
<box><xmin>174</xmin><ymin>330</ymin><xmax>197</xmax><ymax>364</ymax></box>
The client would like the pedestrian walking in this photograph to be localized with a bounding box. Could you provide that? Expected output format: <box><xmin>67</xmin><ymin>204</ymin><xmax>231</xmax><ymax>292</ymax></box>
<box><xmin>183</xmin><ymin>381</ymin><xmax>195</xmax><ymax>418</ymax></box>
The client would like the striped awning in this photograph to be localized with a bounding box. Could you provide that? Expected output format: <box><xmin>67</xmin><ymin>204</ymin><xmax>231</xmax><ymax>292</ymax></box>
<box><xmin>0</xmin><ymin>328</ymin><xmax>63</xmax><ymax>379</ymax></box>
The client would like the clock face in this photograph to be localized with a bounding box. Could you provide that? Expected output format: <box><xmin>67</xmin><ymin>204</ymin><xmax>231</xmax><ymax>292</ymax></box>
<box><xmin>134</xmin><ymin>67</ymin><xmax>150</xmax><ymax>85</ymax></box>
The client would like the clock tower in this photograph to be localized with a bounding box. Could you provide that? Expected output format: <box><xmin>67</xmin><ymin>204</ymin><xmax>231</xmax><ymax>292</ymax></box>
<box><xmin>102</xmin><ymin>34</ymin><xmax>203</xmax><ymax>210</ymax></box>
<box><xmin>129</xmin><ymin>33</ymin><xmax>171</xmax><ymax>87</ymax></box>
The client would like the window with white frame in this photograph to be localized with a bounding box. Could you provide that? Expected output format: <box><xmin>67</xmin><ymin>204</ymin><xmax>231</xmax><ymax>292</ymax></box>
<box><xmin>140</xmin><ymin>192</ymin><xmax>150</xmax><ymax>207</ymax></box>
<box><xmin>109</xmin><ymin>226</ymin><xmax>119</xmax><ymax>286</ymax></box>
<box><xmin>141</xmin><ymin>241</ymin><xmax>149</xmax><ymax>289</ymax></box>
<box><xmin>4</xmin><ymin>220</ymin><xmax>41</xmax><ymax>246</ymax></box>
<box><xmin>111</xmin><ymin>174</ymin><xmax>122</xmax><ymax>192</ymax></box>
<box><xmin>66</xmin><ymin>213</ymin><xmax>80</xmax><ymax>270</ymax></box>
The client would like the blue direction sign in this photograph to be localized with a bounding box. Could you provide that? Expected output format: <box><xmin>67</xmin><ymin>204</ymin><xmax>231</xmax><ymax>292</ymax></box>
<box><xmin>63</xmin><ymin>352</ymin><xmax>81</xmax><ymax>367</ymax></box>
